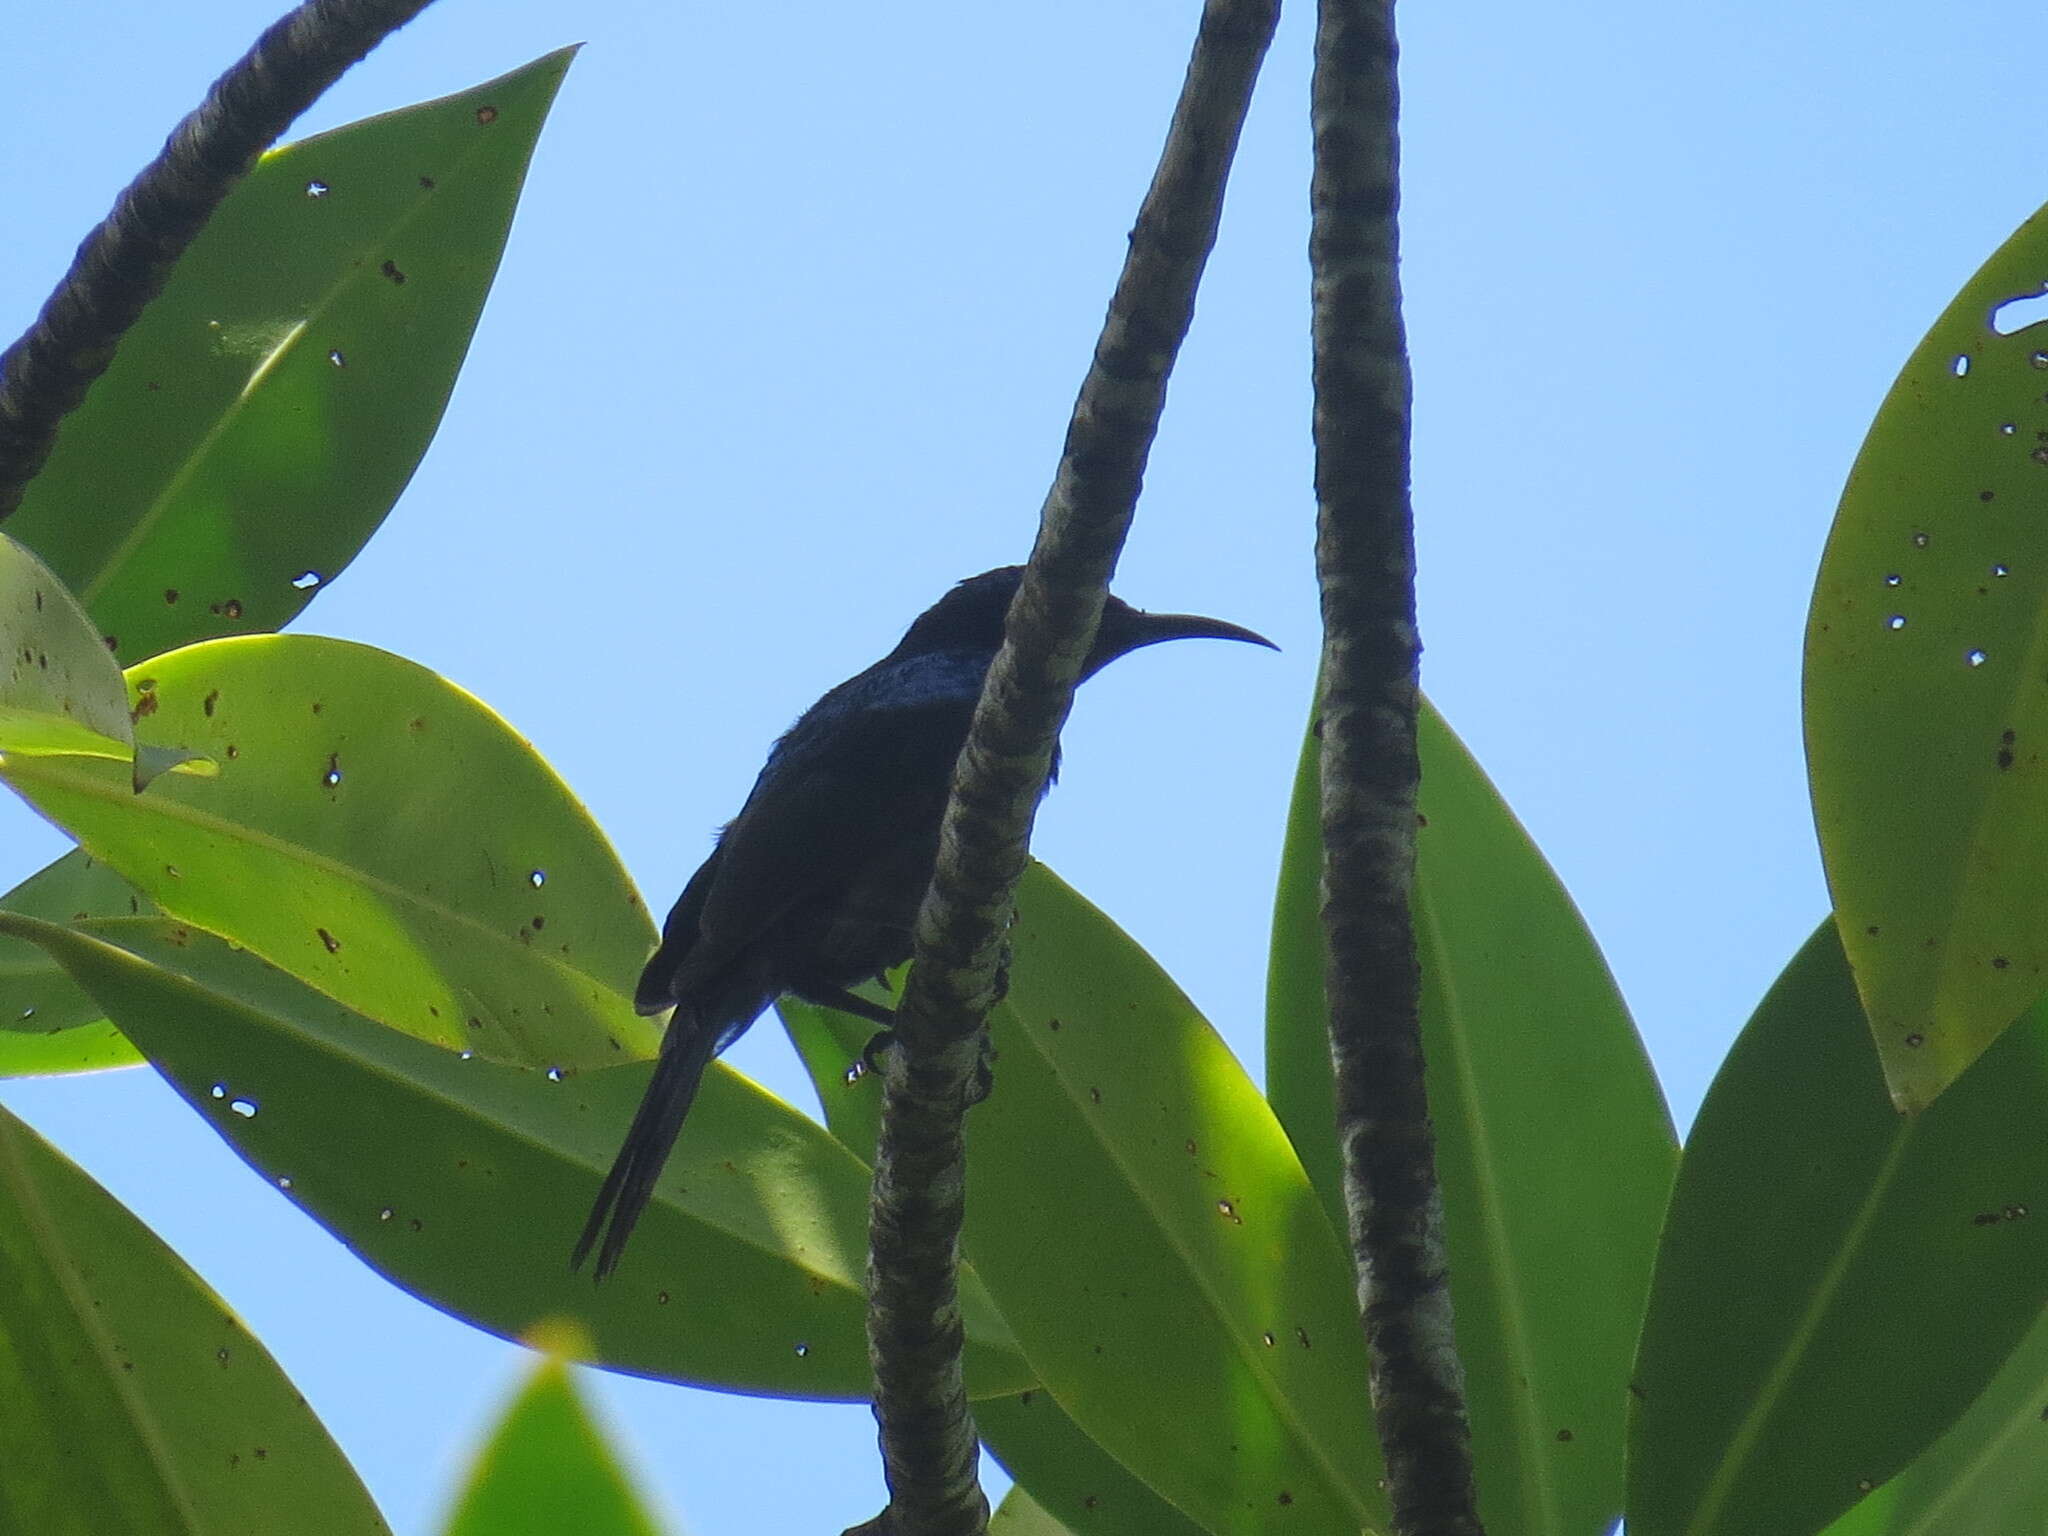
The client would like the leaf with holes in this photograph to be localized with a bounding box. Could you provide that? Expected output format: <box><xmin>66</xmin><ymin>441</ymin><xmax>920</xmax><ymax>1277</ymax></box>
<box><xmin>1807</xmin><ymin>200</ymin><xmax>2048</xmax><ymax>1110</ymax></box>
<box><xmin>782</xmin><ymin>863</ymin><xmax>1384</xmax><ymax>1536</ymax></box>
<box><xmin>0</xmin><ymin>851</ymin><xmax>152</xmax><ymax>1063</ymax></box>
<box><xmin>1266</xmin><ymin>698</ymin><xmax>1674</xmax><ymax>1536</ymax></box>
<box><xmin>0</xmin><ymin>913</ymin><xmax>1031</xmax><ymax>1400</ymax></box>
<box><xmin>2</xmin><ymin>50</ymin><xmax>573</xmax><ymax>667</ymax></box>
<box><xmin>443</xmin><ymin>1346</ymin><xmax>667</xmax><ymax>1536</ymax></box>
<box><xmin>0</xmin><ymin>633</ymin><xmax>658</xmax><ymax>1069</ymax></box>
<box><xmin>0</xmin><ymin>532</ymin><xmax>133</xmax><ymax>765</ymax></box>
<box><xmin>0</xmin><ymin>1100</ymin><xmax>388</xmax><ymax>1535</ymax></box>
<box><xmin>1628</xmin><ymin>921</ymin><xmax>2048</xmax><ymax>1536</ymax></box>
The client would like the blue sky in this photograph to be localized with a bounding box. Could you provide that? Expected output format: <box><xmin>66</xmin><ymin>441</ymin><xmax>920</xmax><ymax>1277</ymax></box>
<box><xmin>2</xmin><ymin>1</ymin><xmax>2041</xmax><ymax>1530</ymax></box>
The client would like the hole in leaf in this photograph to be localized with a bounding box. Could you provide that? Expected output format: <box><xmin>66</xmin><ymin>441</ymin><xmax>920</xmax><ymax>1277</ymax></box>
<box><xmin>306</xmin><ymin>181</ymin><xmax>329</xmax><ymax>198</ymax></box>
<box><xmin>291</xmin><ymin>571</ymin><xmax>322</xmax><ymax>591</ymax></box>
<box><xmin>1993</xmin><ymin>290</ymin><xmax>2048</xmax><ymax>335</ymax></box>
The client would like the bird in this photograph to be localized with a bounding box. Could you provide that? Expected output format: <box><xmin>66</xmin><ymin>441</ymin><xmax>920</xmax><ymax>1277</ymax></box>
<box><xmin>573</xmin><ymin>564</ymin><xmax>1274</xmax><ymax>1279</ymax></box>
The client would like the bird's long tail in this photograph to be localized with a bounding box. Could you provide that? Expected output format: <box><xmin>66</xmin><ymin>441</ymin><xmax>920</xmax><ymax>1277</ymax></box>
<box><xmin>572</xmin><ymin>1017</ymin><xmax>721</xmax><ymax>1281</ymax></box>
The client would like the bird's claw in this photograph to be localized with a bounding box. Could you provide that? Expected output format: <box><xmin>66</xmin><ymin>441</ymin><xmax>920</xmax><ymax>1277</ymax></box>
<box><xmin>861</xmin><ymin>1028</ymin><xmax>899</xmax><ymax>1076</ymax></box>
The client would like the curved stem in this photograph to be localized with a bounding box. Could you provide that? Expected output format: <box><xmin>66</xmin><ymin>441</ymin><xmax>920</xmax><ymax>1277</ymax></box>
<box><xmin>849</xmin><ymin>4</ymin><xmax>1283</xmax><ymax>1533</ymax></box>
<box><xmin>1310</xmin><ymin>1</ymin><xmax>1486</xmax><ymax>1531</ymax></box>
<box><xmin>0</xmin><ymin>0</ymin><xmax>438</xmax><ymax>521</ymax></box>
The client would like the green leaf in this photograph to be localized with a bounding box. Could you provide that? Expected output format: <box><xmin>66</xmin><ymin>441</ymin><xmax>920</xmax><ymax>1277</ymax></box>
<box><xmin>785</xmin><ymin>864</ymin><xmax>1384</xmax><ymax>1536</ymax></box>
<box><xmin>0</xmin><ymin>634</ymin><xmax>660</xmax><ymax>1069</ymax></box>
<box><xmin>1628</xmin><ymin>920</ymin><xmax>2048</xmax><ymax>1536</ymax></box>
<box><xmin>0</xmin><ymin>850</ymin><xmax>153</xmax><ymax>1049</ymax></box>
<box><xmin>1266</xmin><ymin>698</ymin><xmax>1676</xmax><ymax>1536</ymax></box>
<box><xmin>989</xmin><ymin>1485</ymin><xmax>1078</xmax><ymax>1535</ymax></box>
<box><xmin>1816</xmin><ymin>1301</ymin><xmax>2048</xmax><ymax>1536</ymax></box>
<box><xmin>0</xmin><ymin>1018</ymin><xmax>139</xmax><ymax>1076</ymax></box>
<box><xmin>0</xmin><ymin>1100</ymin><xmax>387</xmax><ymax>1536</ymax></box>
<box><xmin>442</xmin><ymin>1344</ymin><xmax>666</xmax><ymax>1536</ymax></box>
<box><xmin>0</xmin><ymin>532</ymin><xmax>134</xmax><ymax>764</ymax></box>
<box><xmin>977</xmin><ymin>1390</ymin><xmax>1208</xmax><ymax>1536</ymax></box>
<box><xmin>4</xmin><ymin>51</ymin><xmax>574</xmax><ymax>667</ymax></box>
<box><xmin>1805</xmin><ymin>200</ymin><xmax>2048</xmax><ymax>1111</ymax></box>
<box><xmin>0</xmin><ymin>912</ymin><xmax>1029</xmax><ymax>1400</ymax></box>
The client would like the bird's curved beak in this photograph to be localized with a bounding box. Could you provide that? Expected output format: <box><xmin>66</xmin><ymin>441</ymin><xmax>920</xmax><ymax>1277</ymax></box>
<box><xmin>1126</xmin><ymin>609</ymin><xmax>1279</xmax><ymax>653</ymax></box>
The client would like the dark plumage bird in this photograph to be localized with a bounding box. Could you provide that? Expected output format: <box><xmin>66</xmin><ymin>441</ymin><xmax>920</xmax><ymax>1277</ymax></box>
<box><xmin>574</xmin><ymin>565</ymin><xmax>1273</xmax><ymax>1278</ymax></box>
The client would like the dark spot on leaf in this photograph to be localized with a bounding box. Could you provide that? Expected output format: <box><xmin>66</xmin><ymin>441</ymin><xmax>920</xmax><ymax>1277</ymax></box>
<box><xmin>657</xmin><ymin>1290</ymin><xmax>670</xmax><ymax>1304</ymax></box>
<box><xmin>317</xmin><ymin>928</ymin><xmax>340</xmax><ymax>954</ymax></box>
<box><xmin>468</xmin><ymin>1017</ymin><xmax>483</xmax><ymax>1031</ymax></box>
<box><xmin>1088</xmin><ymin>1086</ymin><xmax>1102</xmax><ymax>1104</ymax></box>
<box><xmin>1047</xmin><ymin>1016</ymin><xmax>1061</xmax><ymax>1031</ymax></box>
<box><xmin>380</xmin><ymin>259</ymin><xmax>407</xmax><ymax>285</ymax></box>
<box><xmin>419</xmin><ymin>174</ymin><xmax>437</xmax><ymax>190</ymax></box>
<box><xmin>2007</xmin><ymin>1203</ymin><xmax>2030</xmax><ymax>1220</ymax></box>
<box><xmin>1018</xmin><ymin>1389</ymin><xmax>1035</xmax><ymax>1406</ymax></box>
<box><xmin>1556</xmin><ymin>1428</ymin><xmax>1575</xmax><ymax>1443</ymax></box>
<box><xmin>164</xmin><ymin>588</ymin><xmax>179</xmax><ymax>604</ymax></box>
<box><xmin>225</xmin><ymin>744</ymin><xmax>239</xmax><ymax>759</ymax></box>
<box><xmin>410</xmin><ymin>717</ymin><xmax>426</xmax><ymax>732</ymax></box>
<box><xmin>1981</xmin><ymin>490</ymin><xmax>1996</xmax><ymax>502</ymax></box>
<box><xmin>1994</xmin><ymin>955</ymin><xmax>2011</xmax><ymax>969</ymax></box>
<box><xmin>203</xmin><ymin>690</ymin><xmax>219</xmax><ymax>717</ymax></box>
<box><xmin>1186</xmin><ymin>1139</ymin><xmax>1198</xmax><ymax>1155</ymax></box>
<box><xmin>475</xmin><ymin>104</ymin><xmax>499</xmax><ymax>125</ymax></box>
<box><xmin>1278</xmin><ymin>1492</ymin><xmax>1294</xmax><ymax>1507</ymax></box>
<box><xmin>130</xmin><ymin>692</ymin><xmax>158</xmax><ymax>721</ymax></box>
<box><xmin>311</xmin><ymin>701</ymin><xmax>323</xmax><ymax>715</ymax></box>
<box><xmin>222</xmin><ymin>598</ymin><xmax>243</xmax><ymax>620</ymax></box>
<box><xmin>103</xmin><ymin>635</ymin><xmax>118</xmax><ymax>652</ymax></box>
<box><xmin>1905</xmin><ymin>1032</ymin><xmax>1925</xmax><ymax>1047</ymax></box>
<box><xmin>2000</xmin><ymin>748</ymin><xmax>2016</xmax><ymax>770</ymax></box>
<box><xmin>1296</xmin><ymin>1327</ymin><xmax>1311</xmax><ymax>1348</ymax></box>
<box><xmin>531</xmin><ymin>915</ymin><xmax>545</xmax><ymax>930</ymax></box>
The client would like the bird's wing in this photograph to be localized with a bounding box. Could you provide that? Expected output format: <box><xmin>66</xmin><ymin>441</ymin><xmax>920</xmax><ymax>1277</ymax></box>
<box><xmin>634</xmin><ymin>843</ymin><xmax>725</xmax><ymax>1014</ymax></box>
<box><xmin>690</xmin><ymin>691</ymin><xmax>972</xmax><ymax>966</ymax></box>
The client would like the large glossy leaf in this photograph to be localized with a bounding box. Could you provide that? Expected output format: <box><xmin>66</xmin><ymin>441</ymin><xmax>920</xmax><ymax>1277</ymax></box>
<box><xmin>0</xmin><ymin>850</ymin><xmax>152</xmax><ymax>1047</ymax></box>
<box><xmin>0</xmin><ymin>532</ymin><xmax>134</xmax><ymax>764</ymax></box>
<box><xmin>4</xmin><ymin>52</ymin><xmax>573</xmax><ymax>667</ymax></box>
<box><xmin>976</xmin><ymin>1390</ymin><xmax>1208</xmax><ymax>1536</ymax></box>
<box><xmin>442</xmin><ymin>1345</ymin><xmax>666</xmax><ymax>1536</ymax></box>
<box><xmin>1806</xmin><ymin>199</ymin><xmax>2048</xmax><ymax>1111</ymax></box>
<box><xmin>0</xmin><ymin>1100</ymin><xmax>387</xmax><ymax>1535</ymax></box>
<box><xmin>0</xmin><ymin>912</ymin><xmax>1031</xmax><ymax>1400</ymax></box>
<box><xmin>0</xmin><ymin>634</ymin><xmax>659</xmax><ymax>1069</ymax></box>
<box><xmin>1266</xmin><ymin>698</ymin><xmax>1675</xmax><ymax>1536</ymax></box>
<box><xmin>1816</xmin><ymin>1302</ymin><xmax>2048</xmax><ymax>1536</ymax></box>
<box><xmin>1628</xmin><ymin>921</ymin><xmax>2048</xmax><ymax>1536</ymax></box>
<box><xmin>784</xmin><ymin>864</ymin><xmax>1385</xmax><ymax>1536</ymax></box>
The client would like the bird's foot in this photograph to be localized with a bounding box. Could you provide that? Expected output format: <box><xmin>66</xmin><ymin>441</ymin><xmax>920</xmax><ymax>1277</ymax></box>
<box><xmin>861</xmin><ymin>1028</ymin><xmax>899</xmax><ymax>1077</ymax></box>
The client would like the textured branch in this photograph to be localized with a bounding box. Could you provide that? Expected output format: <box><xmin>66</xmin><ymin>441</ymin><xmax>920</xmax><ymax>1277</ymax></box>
<box><xmin>0</xmin><ymin>0</ymin><xmax>437</xmax><ymax>521</ymax></box>
<box><xmin>1310</xmin><ymin>3</ymin><xmax>1484</xmax><ymax>1534</ymax></box>
<box><xmin>848</xmin><ymin>5</ymin><xmax>1282</xmax><ymax>1534</ymax></box>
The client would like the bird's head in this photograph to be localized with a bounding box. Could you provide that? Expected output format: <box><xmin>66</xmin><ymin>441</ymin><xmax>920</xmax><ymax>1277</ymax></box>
<box><xmin>889</xmin><ymin>565</ymin><xmax>1276</xmax><ymax>672</ymax></box>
